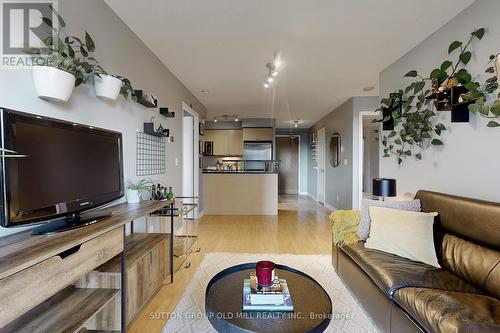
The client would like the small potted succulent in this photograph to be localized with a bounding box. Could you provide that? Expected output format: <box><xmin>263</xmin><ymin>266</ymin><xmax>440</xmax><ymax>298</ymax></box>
<box><xmin>126</xmin><ymin>179</ymin><xmax>152</xmax><ymax>203</ymax></box>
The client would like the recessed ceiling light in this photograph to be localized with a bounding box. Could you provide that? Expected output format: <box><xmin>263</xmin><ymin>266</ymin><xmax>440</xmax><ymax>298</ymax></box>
<box><xmin>267</xmin><ymin>77</ymin><xmax>274</xmax><ymax>83</ymax></box>
<box><xmin>214</xmin><ymin>119</ymin><xmax>218</xmax><ymax>123</ymax></box>
<box><xmin>264</xmin><ymin>82</ymin><xmax>269</xmax><ymax>88</ymax></box>
<box><xmin>234</xmin><ymin>118</ymin><xmax>239</xmax><ymax>122</ymax></box>
<box><xmin>201</xmin><ymin>90</ymin><xmax>209</xmax><ymax>94</ymax></box>
<box><xmin>271</xmin><ymin>71</ymin><xmax>279</xmax><ymax>77</ymax></box>
<box><xmin>363</xmin><ymin>86</ymin><xmax>375</xmax><ymax>92</ymax></box>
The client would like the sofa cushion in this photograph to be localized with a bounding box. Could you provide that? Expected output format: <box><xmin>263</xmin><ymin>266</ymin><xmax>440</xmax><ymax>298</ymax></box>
<box><xmin>394</xmin><ymin>288</ymin><xmax>500</xmax><ymax>333</ymax></box>
<box><xmin>341</xmin><ymin>242</ymin><xmax>481</xmax><ymax>297</ymax></box>
<box><xmin>441</xmin><ymin>233</ymin><xmax>500</xmax><ymax>299</ymax></box>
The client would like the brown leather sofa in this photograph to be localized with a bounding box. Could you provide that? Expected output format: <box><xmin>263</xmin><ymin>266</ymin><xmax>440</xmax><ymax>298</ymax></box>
<box><xmin>332</xmin><ymin>190</ymin><xmax>500</xmax><ymax>333</ymax></box>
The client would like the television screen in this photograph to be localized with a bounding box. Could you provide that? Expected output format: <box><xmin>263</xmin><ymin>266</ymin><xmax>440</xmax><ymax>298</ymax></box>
<box><xmin>0</xmin><ymin>109</ymin><xmax>124</xmax><ymax>227</ymax></box>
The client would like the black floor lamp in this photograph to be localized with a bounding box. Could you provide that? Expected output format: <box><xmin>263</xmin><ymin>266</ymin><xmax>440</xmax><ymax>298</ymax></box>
<box><xmin>372</xmin><ymin>178</ymin><xmax>396</xmax><ymax>201</ymax></box>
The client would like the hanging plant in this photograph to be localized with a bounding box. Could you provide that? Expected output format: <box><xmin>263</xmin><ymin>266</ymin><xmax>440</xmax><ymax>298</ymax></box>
<box><xmin>375</xmin><ymin>28</ymin><xmax>485</xmax><ymax>165</ymax></box>
<box><xmin>462</xmin><ymin>54</ymin><xmax>500</xmax><ymax>127</ymax></box>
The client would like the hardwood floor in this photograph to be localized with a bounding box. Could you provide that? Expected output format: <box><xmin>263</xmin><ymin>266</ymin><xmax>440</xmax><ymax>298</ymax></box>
<box><xmin>128</xmin><ymin>195</ymin><xmax>332</xmax><ymax>333</ymax></box>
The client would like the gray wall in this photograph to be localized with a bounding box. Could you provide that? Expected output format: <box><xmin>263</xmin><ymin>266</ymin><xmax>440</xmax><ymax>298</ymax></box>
<box><xmin>275</xmin><ymin>129</ymin><xmax>309</xmax><ymax>193</ymax></box>
<box><xmin>0</xmin><ymin>0</ymin><xmax>206</xmax><ymax>236</ymax></box>
<box><xmin>308</xmin><ymin>96</ymin><xmax>379</xmax><ymax>209</ymax></box>
<box><xmin>379</xmin><ymin>0</ymin><xmax>500</xmax><ymax>202</ymax></box>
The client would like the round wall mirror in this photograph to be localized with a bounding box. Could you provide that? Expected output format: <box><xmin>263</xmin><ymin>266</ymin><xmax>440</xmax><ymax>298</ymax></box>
<box><xmin>329</xmin><ymin>133</ymin><xmax>341</xmax><ymax>167</ymax></box>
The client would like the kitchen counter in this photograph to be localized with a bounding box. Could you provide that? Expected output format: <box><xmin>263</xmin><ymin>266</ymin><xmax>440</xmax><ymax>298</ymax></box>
<box><xmin>202</xmin><ymin>173</ymin><xmax>278</xmax><ymax>215</ymax></box>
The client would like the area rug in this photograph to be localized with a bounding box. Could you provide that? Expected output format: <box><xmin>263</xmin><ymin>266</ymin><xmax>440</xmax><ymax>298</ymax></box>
<box><xmin>163</xmin><ymin>253</ymin><xmax>378</xmax><ymax>333</ymax></box>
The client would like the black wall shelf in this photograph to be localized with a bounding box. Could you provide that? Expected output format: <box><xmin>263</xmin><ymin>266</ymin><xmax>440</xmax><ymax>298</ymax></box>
<box><xmin>134</xmin><ymin>90</ymin><xmax>158</xmax><ymax>108</ymax></box>
<box><xmin>144</xmin><ymin>123</ymin><xmax>169</xmax><ymax>137</ymax></box>
<box><xmin>435</xmin><ymin>85</ymin><xmax>471</xmax><ymax>123</ymax></box>
<box><xmin>160</xmin><ymin>107</ymin><xmax>175</xmax><ymax>118</ymax></box>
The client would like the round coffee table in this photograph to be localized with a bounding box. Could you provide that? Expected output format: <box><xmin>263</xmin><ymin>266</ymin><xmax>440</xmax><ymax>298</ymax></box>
<box><xmin>205</xmin><ymin>263</ymin><xmax>332</xmax><ymax>333</ymax></box>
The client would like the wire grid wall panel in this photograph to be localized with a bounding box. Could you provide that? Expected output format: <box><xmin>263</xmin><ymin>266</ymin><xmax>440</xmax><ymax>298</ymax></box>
<box><xmin>136</xmin><ymin>132</ymin><xmax>166</xmax><ymax>176</ymax></box>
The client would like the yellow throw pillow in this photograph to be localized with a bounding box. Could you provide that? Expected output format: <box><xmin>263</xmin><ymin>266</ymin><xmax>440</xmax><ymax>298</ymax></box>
<box><xmin>365</xmin><ymin>206</ymin><xmax>440</xmax><ymax>268</ymax></box>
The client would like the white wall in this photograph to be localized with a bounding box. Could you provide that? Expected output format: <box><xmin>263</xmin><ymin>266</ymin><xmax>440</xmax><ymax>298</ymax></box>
<box><xmin>0</xmin><ymin>0</ymin><xmax>206</xmax><ymax>236</ymax></box>
<box><xmin>379</xmin><ymin>0</ymin><xmax>500</xmax><ymax>202</ymax></box>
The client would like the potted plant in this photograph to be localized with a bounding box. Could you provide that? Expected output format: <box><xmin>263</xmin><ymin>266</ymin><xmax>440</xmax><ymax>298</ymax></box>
<box><xmin>126</xmin><ymin>179</ymin><xmax>152</xmax><ymax>203</ymax></box>
<box><xmin>28</xmin><ymin>7</ymin><xmax>92</xmax><ymax>102</ymax></box>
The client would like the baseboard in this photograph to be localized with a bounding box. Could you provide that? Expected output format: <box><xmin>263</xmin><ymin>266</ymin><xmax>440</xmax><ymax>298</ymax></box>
<box><xmin>324</xmin><ymin>202</ymin><xmax>337</xmax><ymax>211</ymax></box>
<box><xmin>301</xmin><ymin>192</ymin><xmax>317</xmax><ymax>200</ymax></box>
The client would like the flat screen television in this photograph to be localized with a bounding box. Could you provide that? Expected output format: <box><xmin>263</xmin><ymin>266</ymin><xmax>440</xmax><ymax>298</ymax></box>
<box><xmin>0</xmin><ymin>108</ymin><xmax>124</xmax><ymax>234</ymax></box>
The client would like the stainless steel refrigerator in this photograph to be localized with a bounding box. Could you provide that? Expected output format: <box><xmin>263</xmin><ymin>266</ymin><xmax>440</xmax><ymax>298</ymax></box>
<box><xmin>244</xmin><ymin>141</ymin><xmax>272</xmax><ymax>171</ymax></box>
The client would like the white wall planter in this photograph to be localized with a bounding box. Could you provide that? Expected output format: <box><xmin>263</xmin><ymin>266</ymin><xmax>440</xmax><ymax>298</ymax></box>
<box><xmin>126</xmin><ymin>189</ymin><xmax>141</xmax><ymax>203</ymax></box>
<box><xmin>94</xmin><ymin>75</ymin><xmax>123</xmax><ymax>101</ymax></box>
<box><xmin>32</xmin><ymin>66</ymin><xmax>76</xmax><ymax>102</ymax></box>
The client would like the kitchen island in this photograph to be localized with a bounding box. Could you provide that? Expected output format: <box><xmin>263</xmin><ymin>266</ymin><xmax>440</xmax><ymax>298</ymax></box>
<box><xmin>202</xmin><ymin>172</ymin><xmax>278</xmax><ymax>215</ymax></box>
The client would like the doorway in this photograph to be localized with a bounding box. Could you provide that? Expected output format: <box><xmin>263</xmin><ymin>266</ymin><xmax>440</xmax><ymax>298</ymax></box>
<box><xmin>316</xmin><ymin>128</ymin><xmax>326</xmax><ymax>204</ymax></box>
<box><xmin>276</xmin><ymin>136</ymin><xmax>299</xmax><ymax>195</ymax></box>
<box><xmin>182</xmin><ymin>102</ymin><xmax>199</xmax><ymax>219</ymax></box>
<box><xmin>357</xmin><ymin>111</ymin><xmax>379</xmax><ymax>208</ymax></box>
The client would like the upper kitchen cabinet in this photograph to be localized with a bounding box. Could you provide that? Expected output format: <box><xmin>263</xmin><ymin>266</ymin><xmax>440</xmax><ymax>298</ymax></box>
<box><xmin>242</xmin><ymin>128</ymin><xmax>273</xmax><ymax>141</ymax></box>
<box><xmin>204</xmin><ymin>129</ymin><xmax>243</xmax><ymax>156</ymax></box>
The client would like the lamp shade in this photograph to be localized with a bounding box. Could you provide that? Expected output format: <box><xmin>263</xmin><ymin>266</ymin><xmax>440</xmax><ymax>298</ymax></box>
<box><xmin>373</xmin><ymin>178</ymin><xmax>396</xmax><ymax>197</ymax></box>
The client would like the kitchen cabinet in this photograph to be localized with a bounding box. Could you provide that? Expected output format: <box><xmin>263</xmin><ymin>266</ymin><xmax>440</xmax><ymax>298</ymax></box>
<box><xmin>204</xmin><ymin>129</ymin><xmax>243</xmax><ymax>156</ymax></box>
<box><xmin>243</xmin><ymin>128</ymin><xmax>273</xmax><ymax>141</ymax></box>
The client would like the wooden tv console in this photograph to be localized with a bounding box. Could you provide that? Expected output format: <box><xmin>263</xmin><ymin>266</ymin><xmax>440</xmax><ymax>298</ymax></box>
<box><xmin>0</xmin><ymin>199</ymin><xmax>174</xmax><ymax>333</ymax></box>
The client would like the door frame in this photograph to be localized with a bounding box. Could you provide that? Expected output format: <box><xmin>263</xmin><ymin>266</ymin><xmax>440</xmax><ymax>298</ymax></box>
<box><xmin>357</xmin><ymin>111</ymin><xmax>379</xmax><ymax>209</ymax></box>
<box><xmin>182</xmin><ymin>102</ymin><xmax>199</xmax><ymax>218</ymax></box>
<box><xmin>275</xmin><ymin>135</ymin><xmax>301</xmax><ymax>194</ymax></box>
<box><xmin>316</xmin><ymin>128</ymin><xmax>326</xmax><ymax>204</ymax></box>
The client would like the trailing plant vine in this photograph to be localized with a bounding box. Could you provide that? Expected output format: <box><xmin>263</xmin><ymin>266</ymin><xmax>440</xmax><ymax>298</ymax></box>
<box><xmin>376</xmin><ymin>28</ymin><xmax>486</xmax><ymax>165</ymax></box>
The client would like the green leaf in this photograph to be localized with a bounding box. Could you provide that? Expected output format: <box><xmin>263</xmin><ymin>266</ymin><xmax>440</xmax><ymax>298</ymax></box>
<box><xmin>448</xmin><ymin>40</ymin><xmax>462</xmax><ymax>54</ymax></box>
<box><xmin>42</xmin><ymin>17</ymin><xmax>53</xmax><ymax>28</ymax></box>
<box><xmin>405</xmin><ymin>150</ymin><xmax>412</xmax><ymax>156</ymax></box>
<box><xmin>485</xmin><ymin>66</ymin><xmax>495</xmax><ymax>74</ymax></box>
<box><xmin>472</xmin><ymin>28</ymin><xmax>485</xmax><ymax>40</ymax></box>
<box><xmin>487</xmin><ymin>121</ymin><xmax>500</xmax><ymax>127</ymax></box>
<box><xmin>85</xmin><ymin>32</ymin><xmax>95</xmax><ymax>52</ymax></box>
<box><xmin>404</xmin><ymin>70</ymin><xmax>418</xmax><ymax>78</ymax></box>
<box><xmin>460</xmin><ymin>51</ymin><xmax>472</xmax><ymax>65</ymax></box>
<box><xmin>394</xmin><ymin>139</ymin><xmax>402</xmax><ymax>145</ymax></box>
<box><xmin>464</xmin><ymin>81</ymin><xmax>479</xmax><ymax>92</ymax></box>
<box><xmin>491</xmin><ymin>100</ymin><xmax>500</xmax><ymax>116</ymax></box>
<box><xmin>80</xmin><ymin>46</ymin><xmax>88</xmax><ymax>57</ymax></box>
<box><xmin>388</xmin><ymin>131</ymin><xmax>397</xmax><ymax>138</ymax></box>
<box><xmin>440</xmin><ymin>60</ymin><xmax>452</xmax><ymax>71</ymax></box>
<box><xmin>435</xmin><ymin>123</ymin><xmax>446</xmax><ymax>131</ymax></box>
<box><xmin>415</xmin><ymin>153</ymin><xmax>422</xmax><ymax>160</ymax></box>
<box><xmin>430</xmin><ymin>68</ymin><xmax>442</xmax><ymax>79</ymax></box>
<box><xmin>414</xmin><ymin>81</ymin><xmax>425</xmax><ymax>94</ymax></box>
<box><xmin>479</xmin><ymin>106</ymin><xmax>490</xmax><ymax>115</ymax></box>
<box><xmin>431</xmin><ymin>139</ymin><xmax>444</xmax><ymax>145</ymax></box>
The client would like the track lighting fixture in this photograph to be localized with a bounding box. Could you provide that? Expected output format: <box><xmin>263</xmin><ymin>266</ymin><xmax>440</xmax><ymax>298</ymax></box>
<box><xmin>263</xmin><ymin>52</ymin><xmax>282</xmax><ymax>89</ymax></box>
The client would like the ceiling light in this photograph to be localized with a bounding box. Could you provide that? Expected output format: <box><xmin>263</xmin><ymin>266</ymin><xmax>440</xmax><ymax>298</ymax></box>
<box><xmin>267</xmin><ymin>77</ymin><xmax>274</xmax><ymax>83</ymax></box>
<box><xmin>293</xmin><ymin>120</ymin><xmax>300</xmax><ymax>128</ymax></box>
<box><xmin>214</xmin><ymin>119</ymin><xmax>218</xmax><ymax>123</ymax></box>
<box><xmin>271</xmin><ymin>71</ymin><xmax>279</xmax><ymax>77</ymax></box>
<box><xmin>234</xmin><ymin>118</ymin><xmax>239</xmax><ymax>122</ymax></box>
<box><xmin>264</xmin><ymin>82</ymin><xmax>269</xmax><ymax>88</ymax></box>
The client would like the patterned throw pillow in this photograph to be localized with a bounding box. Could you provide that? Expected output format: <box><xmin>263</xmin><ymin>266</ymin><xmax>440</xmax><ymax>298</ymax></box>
<box><xmin>358</xmin><ymin>198</ymin><xmax>422</xmax><ymax>240</ymax></box>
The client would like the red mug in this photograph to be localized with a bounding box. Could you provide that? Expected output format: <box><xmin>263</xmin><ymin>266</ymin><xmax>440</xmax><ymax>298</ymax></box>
<box><xmin>256</xmin><ymin>261</ymin><xmax>275</xmax><ymax>286</ymax></box>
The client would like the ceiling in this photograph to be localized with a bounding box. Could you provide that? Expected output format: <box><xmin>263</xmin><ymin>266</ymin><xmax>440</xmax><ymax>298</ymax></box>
<box><xmin>105</xmin><ymin>0</ymin><xmax>475</xmax><ymax>128</ymax></box>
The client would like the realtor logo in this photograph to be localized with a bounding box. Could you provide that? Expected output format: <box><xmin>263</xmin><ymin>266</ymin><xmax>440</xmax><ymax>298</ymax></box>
<box><xmin>1</xmin><ymin>0</ymin><xmax>57</xmax><ymax>68</ymax></box>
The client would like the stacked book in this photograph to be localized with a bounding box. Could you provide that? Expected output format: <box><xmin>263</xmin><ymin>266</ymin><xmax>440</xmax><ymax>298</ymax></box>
<box><xmin>242</xmin><ymin>272</ymin><xmax>294</xmax><ymax>311</ymax></box>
